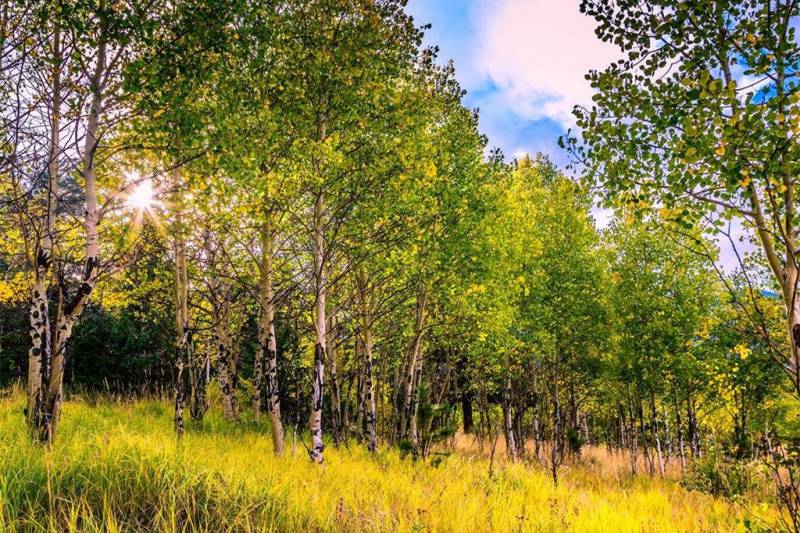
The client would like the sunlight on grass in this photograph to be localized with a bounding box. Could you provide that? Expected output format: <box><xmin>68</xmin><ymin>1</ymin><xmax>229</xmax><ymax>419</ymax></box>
<box><xmin>0</xmin><ymin>392</ymin><xmax>779</xmax><ymax>532</ymax></box>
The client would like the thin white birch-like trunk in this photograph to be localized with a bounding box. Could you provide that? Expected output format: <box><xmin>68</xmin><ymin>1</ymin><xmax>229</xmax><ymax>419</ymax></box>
<box><xmin>503</xmin><ymin>374</ymin><xmax>518</xmax><ymax>462</ymax></box>
<box><xmin>401</xmin><ymin>287</ymin><xmax>426</xmax><ymax>439</ymax></box>
<box><xmin>26</xmin><ymin>23</ymin><xmax>61</xmax><ymax>435</ymax></box>
<box><xmin>208</xmin><ymin>243</ymin><xmax>237</xmax><ymax>420</ymax></box>
<box><xmin>326</xmin><ymin>313</ymin><xmax>342</xmax><ymax>443</ymax></box>
<box><xmin>173</xmin><ymin>209</ymin><xmax>191</xmax><ymax>436</ymax></box>
<box><xmin>309</xmin><ymin>191</ymin><xmax>326</xmax><ymax>463</ymax></box>
<box><xmin>257</xmin><ymin>216</ymin><xmax>284</xmax><ymax>453</ymax></box>
<box><xmin>356</xmin><ymin>269</ymin><xmax>378</xmax><ymax>452</ymax></box>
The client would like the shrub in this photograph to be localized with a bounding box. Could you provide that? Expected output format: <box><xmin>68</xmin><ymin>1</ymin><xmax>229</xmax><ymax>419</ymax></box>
<box><xmin>682</xmin><ymin>452</ymin><xmax>766</xmax><ymax>499</ymax></box>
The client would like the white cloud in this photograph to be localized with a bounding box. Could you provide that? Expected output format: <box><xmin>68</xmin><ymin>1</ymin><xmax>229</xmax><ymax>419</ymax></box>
<box><xmin>473</xmin><ymin>0</ymin><xmax>620</xmax><ymax>127</ymax></box>
<box><xmin>511</xmin><ymin>148</ymin><xmax>528</xmax><ymax>160</ymax></box>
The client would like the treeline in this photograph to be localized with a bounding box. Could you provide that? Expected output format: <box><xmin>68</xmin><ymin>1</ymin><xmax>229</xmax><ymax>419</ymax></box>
<box><xmin>0</xmin><ymin>0</ymin><xmax>794</xmax><ymax>484</ymax></box>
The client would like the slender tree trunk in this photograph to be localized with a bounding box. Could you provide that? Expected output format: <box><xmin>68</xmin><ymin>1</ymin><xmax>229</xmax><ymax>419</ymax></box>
<box><xmin>662</xmin><ymin>403</ymin><xmax>672</xmax><ymax>461</ymax></box>
<box><xmin>551</xmin><ymin>376</ymin><xmax>561</xmax><ymax>485</ymax></box>
<box><xmin>503</xmin><ymin>374</ymin><xmax>518</xmax><ymax>462</ymax></box>
<box><xmin>173</xmin><ymin>209</ymin><xmax>192</xmax><ymax>435</ymax></box>
<box><xmin>327</xmin><ymin>314</ymin><xmax>342</xmax><ymax>444</ymax></box>
<box><xmin>188</xmin><ymin>280</ymin><xmax>208</xmax><ymax>425</ymax></box>
<box><xmin>674</xmin><ymin>389</ymin><xmax>686</xmax><ymax>470</ymax></box>
<box><xmin>580</xmin><ymin>412</ymin><xmax>590</xmax><ymax>445</ymax></box>
<box><xmin>212</xmin><ymin>277</ymin><xmax>237</xmax><ymax>420</ymax></box>
<box><xmin>174</xmin><ymin>327</ymin><xmax>192</xmax><ymax>437</ymax></box>
<box><xmin>253</xmin><ymin>288</ymin><xmax>265</xmax><ymax>423</ymax></box>
<box><xmin>627</xmin><ymin>397</ymin><xmax>638</xmax><ymax>475</ymax></box>
<box><xmin>651</xmin><ymin>391</ymin><xmax>665</xmax><ymax>476</ymax></box>
<box><xmin>638</xmin><ymin>397</ymin><xmax>654</xmax><ymax>475</ymax></box>
<box><xmin>409</xmin><ymin>357</ymin><xmax>423</xmax><ymax>453</ymax></box>
<box><xmin>355</xmin><ymin>338</ymin><xmax>365</xmax><ymax>436</ymax></box>
<box><xmin>189</xmin><ymin>349</ymin><xmax>208</xmax><ymax>423</ymax></box>
<box><xmin>342</xmin><ymin>371</ymin><xmax>353</xmax><ymax>439</ymax></box>
<box><xmin>309</xmin><ymin>190</ymin><xmax>326</xmax><ymax>463</ymax></box>
<box><xmin>257</xmin><ymin>216</ymin><xmax>284</xmax><ymax>454</ymax></box>
<box><xmin>26</xmin><ymin>21</ymin><xmax>61</xmax><ymax>438</ymax></box>
<box><xmin>203</xmin><ymin>229</ymin><xmax>235</xmax><ymax>420</ymax></box>
<box><xmin>400</xmin><ymin>286</ymin><xmax>426</xmax><ymax>438</ymax></box>
<box><xmin>356</xmin><ymin>269</ymin><xmax>378</xmax><ymax>452</ymax></box>
<box><xmin>687</xmin><ymin>394</ymin><xmax>700</xmax><ymax>457</ymax></box>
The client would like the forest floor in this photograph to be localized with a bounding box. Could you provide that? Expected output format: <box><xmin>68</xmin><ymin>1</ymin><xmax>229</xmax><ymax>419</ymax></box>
<box><xmin>0</xmin><ymin>390</ymin><xmax>782</xmax><ymax>532</ymax></box>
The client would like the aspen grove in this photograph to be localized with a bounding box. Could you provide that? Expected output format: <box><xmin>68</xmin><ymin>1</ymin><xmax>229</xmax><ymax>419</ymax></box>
<box><xmin>2</xmin><ymin>1</ymin><xmax>800</xmax><ymax>531</ymax></box>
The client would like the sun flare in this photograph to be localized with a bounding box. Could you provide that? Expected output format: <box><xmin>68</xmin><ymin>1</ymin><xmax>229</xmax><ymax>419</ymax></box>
<box><xmin>126</xmin><ymin>180</ymin><xmax>156</xmax><ymax>212</ymax></box>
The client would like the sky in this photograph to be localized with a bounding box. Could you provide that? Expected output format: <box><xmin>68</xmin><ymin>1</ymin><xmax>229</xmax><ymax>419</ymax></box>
<box><xmin>405</xmin><ymin>0</ymin><xmax>620</xmax><ymax>168</ymax></box>
<box><xmin>404</xmin><ymin>0</ymin><xmax>755</xmax><ymax>271</ymax></box>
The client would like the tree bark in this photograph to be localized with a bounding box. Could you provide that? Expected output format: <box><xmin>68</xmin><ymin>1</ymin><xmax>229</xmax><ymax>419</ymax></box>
<box><xmin>28</xmin><ymin>23</ymin><xmax>107</xmax><ymax>442</ymax></box>
<box><xmin>308</xmin><ymin>190</ymin><xmax>326</xmax><ymax>463</ymax></box>
<box><xmin>26</xmin><ymin>21</ymin><xmax>61</xmax><ymax>439</ymax></box>
<box><xmin>355</xmin><ymin>338</ymin><xmax>365</xmax><ymax>436</ymax></box>
<box><xmin>400</xmin><ymin>286</ymin><xmax>426</xmax><ymax>439</ymax></box>
<box><xmin>503</xmin><ymin>374</ymin><xmax>518</xmax><ymax>462</ymax></box>
<box><xmin>174</xmin><ymin>327</ymin><xmax>192</xmax><ymax>437</ymax></box>
<box><xmin>651</xmin><ymin>391</ymin><xmax>665</xmax><ymax>476</ymax></box>
<box><xmin>673</xmin><ymin>389</ymin><xmax>686</xmax><ymax>470</ymax></box>
<box><xmin>207</xmin><ymin>238</ymin><xmax>237</xmax><ymax>421</ymax></box>
<box><xmin>45</xmin><ymin>8</ymin><xmax>107</xmax><ymax>442</ymax></box>
<box><xmin>687</xmin><ymin>394</ymin><xmax>700</xmax><ymax>457</ymax></box>
<box><xmin>551</xmin><ymin>375</ymin><xmax>561</xmax><ymax>485</ymax></box>
<box><xmin>356</xmin><ymin>269</ymin><xmax>378</xmax><ymax>452</ymax></box>
<box><xmin>257</xmin><ymin>216</ymin><xmax>284</xmax><ymax>453</ymax></box>
<box><xmin>327</xmin><ymin>313</ymin><xmax>342</xmax><ymax>444</ymax></box>
<box><xmin>173</xmin><ymin>208</ymin><xmax>192</xmax><ymax>435</ymax></box>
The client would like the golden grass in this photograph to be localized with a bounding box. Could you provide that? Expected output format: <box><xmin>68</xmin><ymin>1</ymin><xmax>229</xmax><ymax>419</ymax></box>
<box><xmin>0</xmin><ymin>391</ymin><xmax>781</xmax><ymax>532</ymax></box>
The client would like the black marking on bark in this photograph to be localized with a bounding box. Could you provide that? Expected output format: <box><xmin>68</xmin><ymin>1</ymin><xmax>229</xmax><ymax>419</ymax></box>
<box><xmin>313</xmin><ymin>343</ymin><xmax>325</xmax><ymax>412</ymax></box>
<box><xmin>36</xmin><ymin>249</ymin><xmax>50</xmax><ymax>269</ymax></box>
<box><xmin>83</xmin><ymin>256</ymin><xmax>98</xmax><ymax>280</ymax></box>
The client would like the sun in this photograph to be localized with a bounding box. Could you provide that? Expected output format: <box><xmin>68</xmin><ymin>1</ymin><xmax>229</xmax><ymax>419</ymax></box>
<box><xmin>126</xmin><ymin>180</ymin><xmax>156</xmax><ymax>211</ymax></box>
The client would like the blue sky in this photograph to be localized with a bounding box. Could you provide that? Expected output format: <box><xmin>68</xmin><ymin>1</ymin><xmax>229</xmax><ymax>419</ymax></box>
<box><xmin>405</xmin><ymin>0</ymin><xmax>620</xmax><ymax>168</ymax></box>
<box><xmin>404</xmin><ymin>1</ymin><xmax>767</xmax><ymax>270</ymax></box>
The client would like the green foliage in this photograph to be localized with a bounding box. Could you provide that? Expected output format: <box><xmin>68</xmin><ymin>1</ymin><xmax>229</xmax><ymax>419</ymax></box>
<box><xmin>567</xmin><ymin>427</ymin><xmax>586</xmax><ymax>456</ymax></box>
<box><xmin>681</xmin><ymin>452</ymin><xmax>767</xmax><ymax>500</ymax></box>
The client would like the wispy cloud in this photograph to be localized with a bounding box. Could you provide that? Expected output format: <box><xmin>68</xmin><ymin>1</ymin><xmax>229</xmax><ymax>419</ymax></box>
<box><xmin>406</xmin><ymin>0</ymin><xmax>620</xmax><ymax>163</ymax></box>
<box><xmin>473</xmin><ymin>0</ymin><xmax>620</xmax><ymax>128</ymax></box>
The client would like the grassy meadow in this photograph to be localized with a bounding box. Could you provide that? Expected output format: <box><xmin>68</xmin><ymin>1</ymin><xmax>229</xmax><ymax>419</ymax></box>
<box><xmin>0</xmin><ymin>389</ymin><xmax>782</xmax><ymax>532</ymax></box>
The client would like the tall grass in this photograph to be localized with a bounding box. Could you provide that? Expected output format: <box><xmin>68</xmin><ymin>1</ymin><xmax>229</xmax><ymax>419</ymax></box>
<box><xmin>0</xmin><ymin>391</ymin><xmax>779</xmax><ymax>532</ymax></box>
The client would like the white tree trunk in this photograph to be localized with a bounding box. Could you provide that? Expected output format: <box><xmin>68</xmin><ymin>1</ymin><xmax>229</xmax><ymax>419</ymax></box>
<box><xmin>26</xmin><ymin>23</ymin><xmax>61</xmax><ymax>436</ymax></box>
<box><xmin>257</xmin><ymin>219</ymin><xmax>284</xmax><ymax>453</ymax></box>
<box><xmin>503</xmin><ymin>374</ymin><xmax>518</xmax><ymax>462</ymax></box>
<box><xmin>309</xmin><ymin>191</ymin><xmax>326</xmax><ymax>463</ymax></box>
<box><xmin>356</xmin><ymin>270</ymin><xmax>378</xmax><ymax>452</ymax></box>
<box><xmin>327</xmin><ymin>313</ymin><xmax>342</xmax><ymax>443</ymax></box>
<box><xmin>401</xmin><ymin>287</ymin><xmax>426</xmax><ymax>439</ymax></box>
<box><xmin>207</xmin><ymin>234</ymin><xmax>237</xmax><ymax>421</ymax></box>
